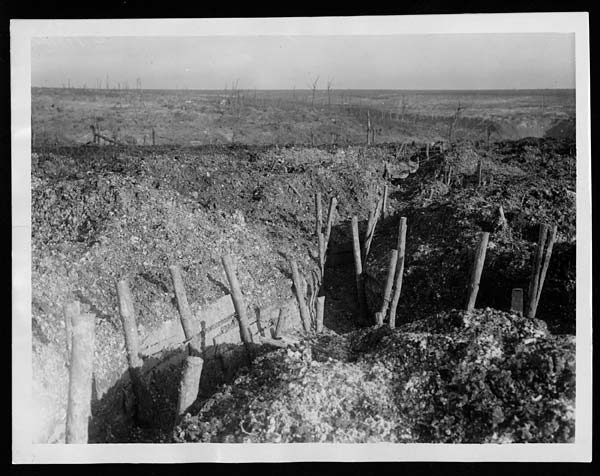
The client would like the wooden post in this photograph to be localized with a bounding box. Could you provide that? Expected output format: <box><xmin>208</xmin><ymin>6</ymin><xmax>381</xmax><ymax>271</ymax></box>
<box><xmin>63</xmin><ymin>301</ymin><xmax>80</xmax><ymax>359</ymax></box>
<box><xmin>381</xmin><ymin>184</ymin><xmax>389</xmax><ymax>220</ymax></box>
<box><xmin>116</xmin><ymin>280</ymin><xmax>146</xmax><ymax>422</ymax></box>
<box><xmin>363</xmin><ymin>198</ymin><xmax>383</xmax><ymax>265</ymax></box>
<box><xmin>315</xmin><ymin>192</ymin><xmax>323</xmax><ymax>236</ymax></box>
<box><xmin>176</xmin><ymin>355</ymin><xmax>204</xmax><ymax>417</ymax></box>
<box><xmin>274</xmin><ymin>308</ymin><xmax>286</xmax><ymax>338</ymax></box>
<box><xmin>324</xmin><ymin>196</ymin><xmax>338</xmax><ymax>249</ymax></box>
<box><xmin>318</xmin><ymin>231</ymin><xmax>326</xmax><ymax>279</ymax></box>
<box><xmin>526</xmin><ymin>224</ymin><xmax>549</xmax><ymax>319</ymax></box>
<box><xmin>152</xmin><ymin>128</ymin><xmax>156</xmax><ymax>146</ymax></box>
<box><xmin>426</xmin><ymin>143</ymin><xmax>430</xmax><ymax>161</ymax></box>
<box><xmin>65</xmin><ymin>311</ymin><xmax>95</xmax><ymax>444</ymax></box>
<box><xmin>531</xmin><ymin>225</ymin><xmax>557</xmax><ymax>319</ymax></box>
<box><xmin>221</xmin><ymin>255</ymin><xmax>253</xmax><ymax>347</ymax></box>
<box><xmin>466</xmin><ymin>231</ymin><xmax>490</xmax><ymax>311</ymax></box>
<box><xmin>316</xmin><ymin>296</ymin><xmax>325</xmax><ymax>333</ymax></box>
<box><xmin>351</xmin><ymin>216</ymin><xmax>368</xmax><ymax>319</ymax></box>
<box><xmin>366</xmin><ymin>111</ymin><xmax>372</xmax><ymax>145</ymax></box>
<box><xmin>511</xmin><ymin>288</ymin><xmax>524</xmax><ymax>315</ymax></box>
<box><xmin>290</xmin><ymin>260</ymin><xmax>311</xmax><ymax>332</ymax></box>
<box><xmin>379</xmin><ymin>249</ymin><xmax>399</xmax><ymax>318</ymax></box>
<box><xmin>477</xmin><ymin>158</ymin><xmax>483</xmax><ymax>187</ymax></box>
<box><xmin>389</xmin><ymin>217</ymin><xmax>407</xmax><ymax>328</ymax></box>
<box><xmin>169</xmin><ymin>265</ymin><xmax>197</xmax><ymax>354</ymax></box>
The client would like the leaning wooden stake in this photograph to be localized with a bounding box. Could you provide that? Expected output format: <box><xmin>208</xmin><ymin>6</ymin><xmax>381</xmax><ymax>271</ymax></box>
<box><xmin>176</xmin><ymin>355</ymin><xmax>204</xmax><ymax>417</ymax></box>
<box><xmin>363</xmin><ymin>197</ymin><xmax>383</xmax><ymax>265</ymax></box>
<box><xmin>169</xmin><ymin>265</ymin><xmax>197</xmax><ymax>354</ymax></box>
<box><xmin>316</xmin><ymin>296</ymin><xmax>325</xmax><ymax>333</ymax></box>
<box><xmin>65</xmin><ymin>311</ymin><xmax>96</xmax><ymax>444</ymax></box>
<box><xmin>274</xmin><ymin>308</ymin><xmax>286</xmax><ymax>338</ymax></box>
<box><xmin>379</xmin><ymin>249</ymin><xmax>399</xmax><ymax>319</ymax></box>
<box><xmin>351</xmin><ymin>216</ymin><xmax>368</xmax><ymax>319</ymax></box>
<box><xmin>381</xmin><ymin>184</ymin><xmax>389</xmax><ymax>220</ymax></box>
<box><xmin>324</xmin><ymin>196</ymin><xmax>338</xmax><ymax>249</ymax></box>
<box><xmin>116</xmin><ymin>280</ymin><xmax>146</xmax><ymax>423</ymax></box>
<box><xmin>526</xmin><ymin>224</ymin><xmax>549</xmax><ymax>319</ymax></box>
<box><xmin>530</xmin><ymin>225</ymin><xmax>557</xmax><ymax>319</ymax></box>
<box><xmin>317</xmin><ymin>231</ymin><xmax>326</xmax><ymax>279</ymax></box>
<box><xmin>315</xmin><ymin>192</ymin><xmax>323</xmax><ymax>236</ymax></box>
<box><xmin>290</xmin><ymin>260</ymin><xmax>312</xmax><ymax>332</ymax></box>
<box><xmin>388</xmin><ymin>217</ymin><xmax>407</xmax><ymax>328</ymax></box>
<box><xmin>221</xmin><ymin>255</ymin><xmax>253</xmax><ymax>348</ymax></box>
<box><xmin>465</xmin><ymin>232</ymin><xmax>490</xmax><ymax>311</ymax></box>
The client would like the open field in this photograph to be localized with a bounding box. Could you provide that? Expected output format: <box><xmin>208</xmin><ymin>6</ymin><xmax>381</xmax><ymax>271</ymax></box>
<box><xmin>32</xmin><ymin>87</ymin><xmax>575</xmax><ymax>147</ymax></box>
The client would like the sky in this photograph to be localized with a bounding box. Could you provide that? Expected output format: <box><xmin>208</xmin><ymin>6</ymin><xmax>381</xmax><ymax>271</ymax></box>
<box><xmin>31</xmin><ymin>34</ymin><xmax>575</xmax><ymax>90</ymax></box>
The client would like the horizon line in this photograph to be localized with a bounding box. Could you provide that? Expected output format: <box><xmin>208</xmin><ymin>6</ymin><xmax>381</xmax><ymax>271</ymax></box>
<box><xmin>31</xmin><ymin>86</ymin><xmax>575</xmax><ymax>92</ymax></box>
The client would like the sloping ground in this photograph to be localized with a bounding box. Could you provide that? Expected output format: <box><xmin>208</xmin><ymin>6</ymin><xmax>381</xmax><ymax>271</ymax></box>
<box><xmin>31</xmin><ymin>144</ymin><xmax>387</xmax><ymax>442</ymax></box>
<box><xmin>365</xmin><ymin>138</ymin><xmax>576</xmax><ymax>334</ymax></box>
<box><xmin>174</xmin><ymin>308</ymin><xmax>575</xmax><ymax>443</ymax></box>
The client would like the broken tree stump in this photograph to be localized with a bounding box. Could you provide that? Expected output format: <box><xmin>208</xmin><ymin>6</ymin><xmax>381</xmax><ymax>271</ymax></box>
<box><xmin>511</xmin><ymin>288</ymin><xmax>524</xmax><ymax>315</ymax></box>
<box><xmin>65</xmin><ymin>311</ymin><xmax>96</xmax><ymax>444</ymax></box>
<box><xmin>351</xmin><ymin>216</ymin><xmax>368</xmax><ymax>320</ymax></box>
<box><xmin>379</xmin><ymin>249</ymin><xmax>399</xmax><ymax>319</ymax></box>
<box><xmin>316</xmin><ymin>296</ymin><xmax>325</xmax><ymax>333</ymax></box>
<box><xmin>176</xmin><ymin>355</ymin><xmax>204</xmax><ymax>417</ymax></box>
<box><xmin>169</xmin><ymin>265</ymin><xmax>198</xmax><ymax>355</ymax></box>
<box><xmin>221</xmin><ymin>255</ymin><xmax>253</xmax><ymax>349</ymax></box>
<box><xmin>290</xmin><ymin>260</ymin><xmax>312</xmax><ymax>332</ymax></box>
<box><xmin>466</xmin><ymin>232</ymin><xmax>490</xmax><ymax>311</ymax></box>
<box><xmin>389</xmin><ymin>217</ymin><xmax>407</xmax><ymax>328</ymax></box>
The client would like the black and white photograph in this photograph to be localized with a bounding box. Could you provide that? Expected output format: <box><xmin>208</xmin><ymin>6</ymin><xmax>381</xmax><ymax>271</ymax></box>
<box><xmin>11</xmin><ymin>13</ymin><xmax>591</xmax><ymax>463</ymax></box>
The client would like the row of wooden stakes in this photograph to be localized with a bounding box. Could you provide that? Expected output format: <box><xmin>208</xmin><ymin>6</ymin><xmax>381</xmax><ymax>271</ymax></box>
<box><xmin>314</xmin><ymin>185</ymin><xmax>558</xmax><ymax>327</ymax></box>
<box><xmin>62</xmin><ymin>250</ymin><xmax>327</xmax><ymax>444</ymax></box>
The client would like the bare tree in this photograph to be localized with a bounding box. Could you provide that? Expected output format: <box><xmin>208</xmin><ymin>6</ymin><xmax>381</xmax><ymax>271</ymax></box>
<box><xmin>400</xmin><ymin>95</ymin><xmax>409</xmax><ymax>121</ymax></box>
<box><xmin>326</xmin><ymin>79</ymin><xmax>333</xmax><ymax>106</ymax></box>
<box><xmin>448</xmin><ymin>101</ymin><xmax>465</xmax><ymax>144</ymax></box>
<box><xmin>310</xmin><ymin>76</ymin><xmax>319</xmax><ymax>108</ymax></box>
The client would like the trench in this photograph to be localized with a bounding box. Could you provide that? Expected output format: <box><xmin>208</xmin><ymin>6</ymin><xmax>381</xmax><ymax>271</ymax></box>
<box><xmin>32</xmin><ymin>137</ymin><xmax>576</xmax><ymax>443</ymax></box>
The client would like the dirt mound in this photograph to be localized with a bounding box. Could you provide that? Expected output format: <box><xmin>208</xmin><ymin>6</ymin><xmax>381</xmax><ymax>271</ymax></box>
<box><xmin>174</xmin><ymin>308</ymin><xmax>574</xmax><ymax>443</ymax></box>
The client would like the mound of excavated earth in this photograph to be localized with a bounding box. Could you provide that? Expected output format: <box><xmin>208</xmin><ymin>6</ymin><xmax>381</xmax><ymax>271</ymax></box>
<box><xmin>174</xmin><ymin>308</ymin><xmax>575</xmax><ymax>443</ymax></box>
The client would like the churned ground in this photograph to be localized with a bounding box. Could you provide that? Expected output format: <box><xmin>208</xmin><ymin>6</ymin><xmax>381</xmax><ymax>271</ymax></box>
<box><xmin>174</xmin><ymin>308</ymin><xmax>575</xmax><ymax>444</ymax></box>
